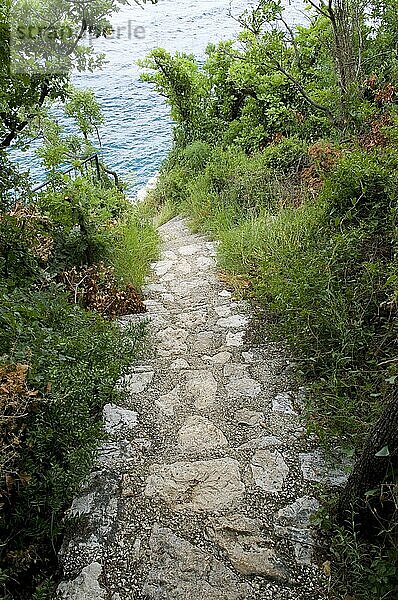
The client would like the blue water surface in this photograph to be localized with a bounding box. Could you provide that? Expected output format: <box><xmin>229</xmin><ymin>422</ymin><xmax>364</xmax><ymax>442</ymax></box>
<box><xmin>13</xmin><ymin>0</ymin><xmax>305</xmax><ymax>193</ymax></box>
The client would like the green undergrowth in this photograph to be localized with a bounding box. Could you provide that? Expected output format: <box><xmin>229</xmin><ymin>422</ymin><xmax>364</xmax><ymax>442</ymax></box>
<box><xmin>0</xmin><ymin>174</ymin><xmax>158</xmax><ymax>599</ymax></box>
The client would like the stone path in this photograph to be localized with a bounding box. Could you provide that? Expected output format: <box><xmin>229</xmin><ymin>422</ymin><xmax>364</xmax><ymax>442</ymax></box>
<box><xmin>58</xmin><ymin>217</ymin><xmax>347</xmax><ymax>599</ymax></box>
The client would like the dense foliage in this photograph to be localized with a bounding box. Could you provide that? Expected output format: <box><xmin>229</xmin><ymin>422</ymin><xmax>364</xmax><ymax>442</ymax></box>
<box><xmin>141</xmin><ymin>1</ymin><xmax>398</xmax><ymax>597</ymax></box>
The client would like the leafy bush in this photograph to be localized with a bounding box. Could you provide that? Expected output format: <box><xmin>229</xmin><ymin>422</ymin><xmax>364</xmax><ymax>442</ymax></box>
<box><xmin>0</xmin><ymin>286</ymin><xmax>146</xmax><ymax>599</ymax></box>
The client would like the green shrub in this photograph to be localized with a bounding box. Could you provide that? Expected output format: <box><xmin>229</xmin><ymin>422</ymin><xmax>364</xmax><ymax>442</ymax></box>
<box><xmin>0</xmin><ymin>286</ymin><xmax>146</xmax><ymax>599</ymax></box>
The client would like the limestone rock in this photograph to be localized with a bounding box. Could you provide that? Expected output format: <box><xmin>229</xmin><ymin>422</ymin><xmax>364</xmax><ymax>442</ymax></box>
<box><xmin>177</xmin><ymin>415</ymin><xmax>228</xmax><ymax>453</ymax></box>
<box><xmin>272</xmin><ymin>392</ymin><xmax>297</xmax><ymax>415</ymax></box>
<box><xmin>153</xmin><ymin>260</ymin><xmax>174</xmax><ymax>277</ymax></box>
<box><xmin>119</xmin><ymin>370</ymin><xmax>154</xmax><ymax>394</ymax></box>
<box><xmin>192</xmin><ymin>330</ymin><xmax>219</xmax><ymax>352</ymax></box>
<box><xmin>214</xmin><ymin>305</ymin><xmax>231</xmax><ymax>318</ymax></box>
<box><xmin>217</xmin><ymin>315</ymin><xmax>249</xmax><ymax>329</ymax></box>
<box><xmin>299</xmin><ymin>450</ymin><xmax>350</xmax><ymax>486</ymax></box>
<box><xmin>184</xmin><ymin>370</ymin><xmax>218</xmax><ymax>409</ymax></box>
<box><xmin>235</xmin><ymin>409</ymin><xmax>264</xmax><ymax>427</ymax></box>
<box><xmin>170</xmin><ymin>358</ymin><xmax>190</xmax><ymax>370</ymax></box>
<box><xmin>207</xmin><ymin>514</ymin><xmax>289</xmax><ymax>581</ymax></box>
<box><xmin>226</xmin><ymin>376</ymin><xmax>261</xmax><ymax>399</ymax></box>
<box><xmin>196</xmin><ymin>255</ymin><xmax>215</xmax><ymax>270</ymax></box>
<box><xmin>203</xmin><ymin>351</ymin><xmax>232</xmax><ymax>365</ymax></box>
<box><xmin>57</xmin><ymin>562</ymin><xmax>106</xmax><ymax>600</ymax></box>
<box><xmin>178</xmin><ymin>243</ymin><xmax>201</xmax><ymax>256</ymax></box>
<box><xmin>155</xmin><ymin>386</ymin><xmax>181</xmax><ymax>417</ymax></box>
<box><xmin>251</xmin><ymin>450</ymin><xmax>289</xmax><ymax>492</ymax></box>
<box><xmin>142</xmin><ymin>525</ymin><xmax>251</xmax><ymax>599</ymax></box>
<box><xmin>275</xmin><ymin>496</ymin><xmax>320</xmax><ymax>565</ymax></box>
<box><xmin>156</xmin><ymin>327</ymin><xmax>188</xmax><ymax>356</ymax></box>
<box><xmin>144</xmin><ymin>458</ymin><xmax>245</xmax><ymax>511</ymax></box>
<box><xmin>103</xmin><ymin>404</ymin><xmax>138</xmax><ymax>435</ymax></box>
<box><xmin>226</xmin><ymin>331</ymin><xmax>245</xmax><ymax>347</ymax></box>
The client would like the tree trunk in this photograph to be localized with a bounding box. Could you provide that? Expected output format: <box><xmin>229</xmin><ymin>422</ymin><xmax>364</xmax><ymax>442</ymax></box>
<box><xmin>337</xmin><ymin>388</ymin><xmax>398</xmax><ymax>534</ymax></box>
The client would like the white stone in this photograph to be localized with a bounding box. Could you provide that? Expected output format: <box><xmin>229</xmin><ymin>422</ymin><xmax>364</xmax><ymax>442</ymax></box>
<box><xmin>235</xmin><ymin>409</ymin><xmax>264</xmax><ymax>427</ymax></box>
<box><xmin>251</xmin><ymin>450</ymin><xmax>289</xmax><ymax>492</ymax></box>
<box><xmin>170</xmin><ymin>358</ymin><xmax>190</xmax><ymax>370</ymax></box>
<box><xmin>219</xmin><ymin>290</ymin><xmax>232</xmax><ymax>298</ymax></box>
<box><xmin>207</xmin><ymin>515</ymin><xmax>288</xmax><ymax>580</ymax></box>
<box><xmin>214</xmin><ymin>304</ymin><xmax>232</xmax><ymax>318</ymax></box>
<box><xmin>143</xmin><ymin>525</ymin><xmax>251</xmax><ymax>599</ymax></box>
<box><xmin>299</xmin><ymin>450</ymin><xmax>350</xmax><ymax>486</ymax></box>
<box><xmin>120</xmin><ymin>370</ymin><xmax>154</xmax><ymax>394</ymax></box>
<box><xmin>272</xmin><ymin>392</ymin><xmax>297</xmax><ymax>415</ymax></box>
<box><xmin>57</xmin><ymin>563</ymin><xmax>106</xmax><ymax>600</ymax></box>
<box><xmin>176</xmin><ymin>259</ymin><xmax>192</xmax><ymax>274</ymax></box>
<box><xmin>156</xmin><ymin>327</ymin><xmax>188</xmax><ymax>356</ymax></box>
<box><xmin>226</xmin><ymin>331</ymin><xmax>245</xmax><ymax>347</ymax></box>
<box><xmin>177</xmin><ymin>309</ymin><xmax>207</xmax><ymax>329</ymax></box>
<box><xmin>152</xmin><ymin>260</ymin><xmax>174</xmax><ymax>277</ymax></box>
<box><xmin>162</xmin><ymin>293</ymin><xmax>175</xmax><ymax>302</ymax></box>
<box><xmin>103</xmin><ymin>404</ymin><xmax>138</xmax><ymax>435</ymax></box>
<box><xmin>178</xmin><ymin>244</ymin><xmax>201</xmax><ymax>256</ymax></box>
<box><xmin>162</xmin><ymin>250</ymin><xmax>177</xmax><ymax>260</ymax></box>
<box><xmin>177</xmin><ymin>415</ymin><xmax>228</xmax><ymax>453</ymax></box>
<box><xmin>155</xmin><ymin>387</ymin><xmax>181</xmax><ymax>417</ymax></box>
<box><xmin>192</xmin><ymin>330</ymin><xmax>218</xmax><ymax>352</ymax></box>
<box><xmin>196</xmin><ymin>256</ymin><xmax>215</xmax><ymax>270</ymax></box>
<box><xmin>226</xmin><ymin>376</ymin><xmax>261</xmax><ymax>398</ymax></box>
<box><xmin>144</xmin><ymin>458</ymin><xmax>245</xmax><ymax>512</ymax></box>
<box><xmin>242</xmin><ymin>351</ymin><xmax>256</xmax><ymax>363</ymax></box>
<box><xmin>274</xmin><ymin>497</ymin><xmax>320</xmax><ymax>565</ymax></box>
<box><xmin>217</xmin><ymin>315</ymin><xmax>249</xmax><ymax>329</ymax></box>
<box><xmin>185</xmin><ymin>370</ymin><xmax>218</xmax><ymax>409</ymax></box>
<box><xmin>203</xmin><ymin>351</ymin><xmax>232</xmax><ymax>365</ymax></box>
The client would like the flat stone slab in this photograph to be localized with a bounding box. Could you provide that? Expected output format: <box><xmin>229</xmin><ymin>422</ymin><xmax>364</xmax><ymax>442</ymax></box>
<box><xmin>299</xmin><ymin>450</ymin><xmax>350</xmax><ymax>486</ymax></box>
<box><xmin>177</xmin><ymin>415</ymin><xmax>228</xmax><ymax>453</ymax></box>
<box><xmin>235</xmin><ymin>409</ymin><xmax>264</xmax><ymax>427</ymax></box>
<box><xmin>103</xmin><ymin>404</ymin><xmax>138</xmax><ymax>435</ymax></box>
<box><xmin>226</xmin><ymin>331</ymin><xmax>245</xmax><ymax>347</ymax></box>
<box><xmin>226</xmin><ymin>376</ymin><xmax>262</xmax><ymax>399</ymax></box>
<box><xmin>184</xmin><ymin>370</ymin><xmax>218</xmax><ymax>409</ymax></box>
<box><xmin>156</xmin><ymin>327</ymin><xmax>189</xmax><ymax>356</ymax></box>
<box><xmin>155</xmin><ymin>386</ymin><xmax>181</xmax><ymax>417</ymax></box>
<box><xmin>170</xmin><ymin>358</ymin><xmax>190</xmax><ymax>370</ymax></box>
<box><xmin>207</xmin><ymin>514</ymin><xmax>289</xmax><ymax>580</ymax></box>
<box><xmin>203</xmin><ymin>351</ymin><xmax>232</xmax><ymax>365</ymax></box>
<box><xmin>142</xmin><ymin>525</ymin><xmax>251</xmax><ymax>599</ymax></box>
<box><xmin>57</xmin><ymin>562</ymin><xmax>106</xmax><ymax>600</ymax></box>
<box><xmin>144</xmin><ymin>458</ymin><xmax>245</xmax><ymax>511</ymax></box>
<box><xmin>152</xmin><ymin>260</ymin><xmax>174</xmax><ymax>277</ymax></box>
<box><xmin>119</xmin><ymin>370</ymin><xmax>154</xmax><ymax>394</ymax></box>
<box><xmin>217</xmin><ymin>315</ymin><xmax>249</xmax><ymax>329</ymax></box>
<box><xmin>251</xmin><ymin>449</ymin><xmax>289</xmax><ymax>492</ymax></box>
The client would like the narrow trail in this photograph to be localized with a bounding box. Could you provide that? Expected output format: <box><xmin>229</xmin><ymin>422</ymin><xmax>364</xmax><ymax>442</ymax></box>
<box><xmin>58</xmin><ymin>217</ymin><xmax>346</xmax><ymax>599</ymax></box>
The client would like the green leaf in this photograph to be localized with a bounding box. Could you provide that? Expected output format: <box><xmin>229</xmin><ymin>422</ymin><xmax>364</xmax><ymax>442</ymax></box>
<box><xmin>375</xmin><ymin>445</ymin><xmax>390</xmax><ymax>457</ymax></box>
